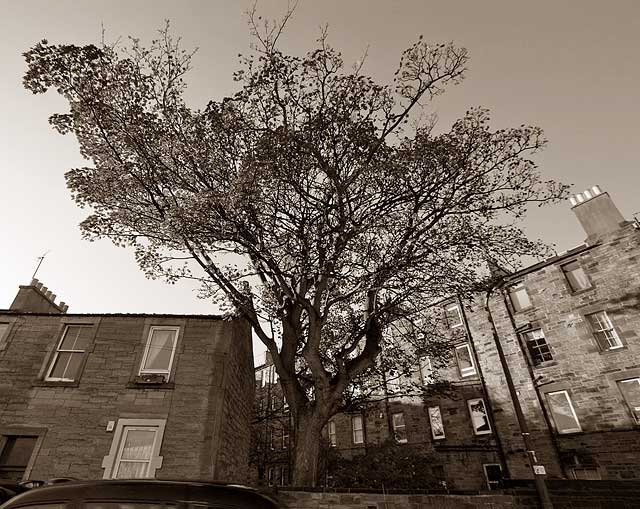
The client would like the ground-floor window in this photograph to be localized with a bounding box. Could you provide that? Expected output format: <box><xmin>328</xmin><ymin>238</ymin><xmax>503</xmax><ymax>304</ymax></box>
<box><xmin>102</xmin><ymin>419</ymin><xmax>166</xmax><ymax>479</ymax></box>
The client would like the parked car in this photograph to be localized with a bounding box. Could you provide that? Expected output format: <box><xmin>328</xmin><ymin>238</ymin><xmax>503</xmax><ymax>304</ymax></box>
<box><xmin>0</xmin><ymin>479</ymin><xmax>283</xmax><ymax>509</ymax></box>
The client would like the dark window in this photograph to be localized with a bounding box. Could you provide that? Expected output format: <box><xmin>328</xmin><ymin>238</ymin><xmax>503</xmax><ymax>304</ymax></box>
<box><xmin>483</xmin><ymin>464</ymin><xmax>503</xmax><ymax>490</ymax></box>
<box><xmin>618</xmin><ymin>378</ymin><xmax>640</xmax><ymax>424</ymax></box>
<box><xmin>508</xmin><ymin>282</ymin><xmax>531</xmax><ymax>312</ymax></box>
<box><xmin>0</xmin><ymin>436</ymin><xmax>37</xmax><ymax>480</ymax></box>
<box><xmin>392</xmin><ymin>412</ymin><xmax>407</xmax><ymax>443</ymax></box>
<box><xmin>523</xmin><ymin>329</ymin><xmax>552</xmax><ymax>365</ymax></box>
<box><xmin>455</xmin><ymin>344</ymin><xmax>476</xmax><ymax>377</ymax></box>
<box><xmin>562</xmin><ymin>260</ymin><xmax>591</xmax><ymax>292</ymax></box>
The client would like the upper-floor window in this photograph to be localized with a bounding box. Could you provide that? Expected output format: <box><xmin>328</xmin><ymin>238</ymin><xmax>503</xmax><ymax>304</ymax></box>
<box><xmin>467</xmin><ymin>398</ymin><xmax>492</xmax><ymax>435</ymax></box>
<box><xmin>508</xmin><ymin>282</ymin><xmax>532</xmax><ymax>312</ymax></box>
<box><xmin>282</xmin><ymin>428</ymin><xmax>289</xmax><ymax>449</ymax></box>
<box><xmin>618</xmin><ymin>378</ymin><xmax>640</xmax><ymax>424</ymax></box>
<box><xmin>562</xmin><ymin>260</ymin><xmax>591</xmax><ymax>292</ymax></box>
<box><xmin>444</xmin><ymin>303</ymin><xmax>463</xmax><ymax>329</ymax></box>
<box><xmin>351</xmin><ymin>415</ymin><xmax>364</xmax><ymax>444</ymax></box>
<box><xmin>392</xmin><ymin>412</ymin><xmax>407</xmax><ymax>443</ymax></box>
<box><xmin>428</xmin><ymin>406</ymin><xmax>445</xmax><ymax>440</ymax></box>
<box><xmin>455</xmin><ymin>343</ymin><xmax>476</xmax><ymax>378</ymax></box>
<box><xmin>139</xmin><ymin>326</ymin><xmax>179</xmax><ymax>379</ymax></box>
<box><xmin>418</xmin><ymin>356</ymin><xmax>433</xmax><ymax>385</ymax></box>
<box><xmin>585</xmin><ymin>311</ymin><xmax>623</xmax><ymax>351</ymax></box>
<box><xmin>260</xmin><ymin>365</ymin><xmax>278</xmax><ymax>387</ymax></box>
<box><xmin>546</xmin><ymin>390</ymin><xmax>581</xmax><ymax>434</ymax></box>
<box><xmin>0</xmin><ymin>323</ymin><xmax>10</xmax><ymax>344</ymax></box>
<box><xmin>328</xmin><ymin>420</ymin><xmax>336</xmax><ymax>447</ymax></box>
<box><xmin>45</xmin><ymin>324</ymin><xmax>92</xmax><ymax>382</ymax></box>
<box><xmin>523</xmin><ymin>328</ymin><xmax>553</xmax><ymax>365</ymax></box>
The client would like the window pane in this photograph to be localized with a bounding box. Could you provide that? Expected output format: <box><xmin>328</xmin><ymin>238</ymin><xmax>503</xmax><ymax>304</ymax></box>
<box><xmin>523</xmin><ymin>329</ymin><xmax>552</xmax><ymax>364</ymax></box>
<box><xmin>586</xmin><ymin>311</ymin><xmax>622</xmax><ymax>350</ymax></box>
<box><xmin>0</xmin><ymin>436</ymin><xmax>37</xmax><ymax>467</ymax></box>
<box><xmin>563</xmin><ymin>261</ymin><xmax>590</xmax><ymax>291</ymax></box>
<box><xmin>509</xmin><ymin>283</ymin><xmax>531</xmax><ymax>312</ymax></box>
<box><xmin>456</xmin><ymin>345</ymin><xmax>475</xmax><ymax>376</ymax></box>
<box><xmin>115</xmin><ymin>461</ymin><xmax>149</xmax><ymax>479</ymax></box>
<box><xmin>59</xmin><ymin>325</ymin><xmax>91</xmax><ymax>350</ymax></box>
<box><xmin>428</xmin><ymin>406</ymin><xmax>445</xmax><ymax>439</ymax></box>
<box><xmin>49</xmin><ymin>352</ymin><xmax>83</xmax><ymax>380</ymax></box>
<box><xmin>468</xmin><ymin>399</ymin><xmax>491</xmax><ymax>435</ymax></box>
<box><xmin>419</xmin><ymin>356</ymin><xmax>433</xmax><ymax>385</ymax></box>
<box><xmin>120</xmin><ymin>429</ymin><xmax>155</xmax><ymax>461</ymax></box>
<box><xmin>547</xmin><ymin>391</ymin><xmax>581</xmax><ymax>433</ymax></box>
<box><xmin>618</xmin><ymin>379</ymin><xmax>640</xmax><ymax>423</ymax></box>
<box><xmin>143</xmin><ymin>330</ymin><xmax>176</xmax><ymax>371</ymax></box>
<box><xmin>445</xmin><ymin>304</ymin><xmax>462</xmax><ymax>328</ymax></box>
<box><xmin>392</xmin><ymin>413</ymin><xmax>407</xmax><ymax>442</ymax></box>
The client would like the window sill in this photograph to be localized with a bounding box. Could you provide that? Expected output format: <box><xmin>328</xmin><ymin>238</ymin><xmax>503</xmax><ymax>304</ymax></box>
<box><xmin>567</xmin><ymin>287</ymin><xmax>594</xmax><ymax>296</ymax></box>
<box><xmin>532</xmin><ymin>360</ymin><xmax>558</xmax><ymax>369</ymax></box>
<box><xmin>32</xmin><ymin>379</ymin><xmax>80</xmax><ymax>388</ymax></box>
<box><xmin>512</xmin><ymin>306</ymin><xmax>534</xmax><ymax>314</ymax></box>
<box><xmin>127</xmin><ymin>381</ymin><xmax>175</xmax><ymax>390</ymax></box>
<box><xmin>598</xmin><ymin>345</ymin><xmax>627</xmax><ymax>356</ymax></box>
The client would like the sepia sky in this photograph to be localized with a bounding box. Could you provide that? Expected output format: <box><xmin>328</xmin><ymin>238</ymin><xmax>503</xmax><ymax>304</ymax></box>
<box><xmin>1</xmin><ymin>0</ymin><xmax>639</xmax><ymax>361</ymax></box>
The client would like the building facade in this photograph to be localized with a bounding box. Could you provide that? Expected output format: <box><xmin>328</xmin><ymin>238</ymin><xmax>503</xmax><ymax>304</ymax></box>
<box><xmin>252</xmin><ymin>186</ymin><xmax>640</xmax><ymax>489</ymax></box>
<box><xmin>0</xmin><ymin>280</ymin><xmax>254</xmax><ymax>483</ymax></box>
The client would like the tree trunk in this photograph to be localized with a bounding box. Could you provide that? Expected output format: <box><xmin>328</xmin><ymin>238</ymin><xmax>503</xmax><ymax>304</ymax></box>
<box><xmin>291</xmin><ymin>409</ymin><xmax>325</xmax><ymax>486</ymax></box>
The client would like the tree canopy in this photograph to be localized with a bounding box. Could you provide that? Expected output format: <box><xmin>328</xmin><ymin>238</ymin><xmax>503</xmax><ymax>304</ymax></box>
<box><xmin>23</xmin><ymin>16</ymin><xmax>567</xmax><ymax>484</ymax></box>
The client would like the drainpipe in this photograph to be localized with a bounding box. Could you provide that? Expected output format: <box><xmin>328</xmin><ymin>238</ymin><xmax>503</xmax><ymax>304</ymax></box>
<box><xmin>484</xmin><ymin>286</ymin><xmax>553</xmax><ymax>509</ymax></box>
<box><xmin>457</xmin><ymin>295</ymin><xmax>510</xmax><ymax>480</ymax></box>
<box><xmin>498</xmin><ymin>288</ymin><xmax>565</xmax><ymax>478</ymax></box>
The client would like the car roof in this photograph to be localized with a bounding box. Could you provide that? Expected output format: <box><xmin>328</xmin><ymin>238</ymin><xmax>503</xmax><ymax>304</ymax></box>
<box><xmin>0</xmin><ymin>480</ymin><xmax>281</xmax><ymax>509</ymax></box>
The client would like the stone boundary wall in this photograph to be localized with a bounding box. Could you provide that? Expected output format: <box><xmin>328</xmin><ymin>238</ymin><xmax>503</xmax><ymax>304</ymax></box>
<box><xmin>276</xmin><ymin>480</ymin><xmax>640</xmax><ymax>508</ymax></box>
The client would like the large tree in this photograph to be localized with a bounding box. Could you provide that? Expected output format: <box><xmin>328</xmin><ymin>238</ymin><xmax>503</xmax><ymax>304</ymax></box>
<box><xmin>23</xmin><ymin>15</ymin><xmax>567</xmax><ymax>485</ymax></box>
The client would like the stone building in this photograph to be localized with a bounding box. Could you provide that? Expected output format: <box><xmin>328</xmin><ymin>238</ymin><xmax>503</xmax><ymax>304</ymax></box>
<box><xmin>252</xmin><ymin>186</ymin><xmax>640</xmax><ymax>490</ymax></box>
<box><xmin>0</xmin><ymin>280</ymin><xmax>254</xmax><ymax>483</ymax></box>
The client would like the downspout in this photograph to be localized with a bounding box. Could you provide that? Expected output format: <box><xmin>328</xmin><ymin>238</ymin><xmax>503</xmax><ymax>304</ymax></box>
<box><xmin>456</xmin><ymin>295</ymin><xmax>510</xmax><ymax>480</ymax></box>
<box><xmin>484</xmin><ymin>286</ymin><xmax>553</xmax><ymax>508</ymax></box>
<box><xmin>498</xmin><ymin>287</ymin><xmax>565</xmax><ymax>478</ymax></box>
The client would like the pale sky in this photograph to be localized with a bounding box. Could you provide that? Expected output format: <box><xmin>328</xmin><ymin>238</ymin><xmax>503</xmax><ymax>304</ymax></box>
<box><xmin>1</xmin><ymin>1</ymin><xmax>639</xmax><ymax>362</ymax></box>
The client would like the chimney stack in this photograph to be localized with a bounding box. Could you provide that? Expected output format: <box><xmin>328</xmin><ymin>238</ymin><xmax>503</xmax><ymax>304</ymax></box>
<box><xmin>570</xmin><ymin>186</ymin><xmax>626</xmax><ymax>243</ymax></box>
<box><xmin>9</xmin><ymin>278</ymin><xmax>68</xmax><ymax>314</ymax></box>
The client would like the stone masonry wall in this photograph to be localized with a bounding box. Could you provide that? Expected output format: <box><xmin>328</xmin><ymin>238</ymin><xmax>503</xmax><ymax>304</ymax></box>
<box><xmin>466</xmin><ymin>223</ymin><xmax>640</xmax><ymax>480</ymax></box>
<box><xmin>0</xmin><ymin>312</ymin><xmax>252</xmax><ymax>482</ymax></box>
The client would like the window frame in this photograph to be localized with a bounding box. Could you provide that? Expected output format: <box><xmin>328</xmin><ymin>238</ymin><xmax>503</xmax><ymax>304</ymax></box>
<box><xmin>467</xmin><ymin>398</ymin><xmax>492</xmax><ymax>436</ymax></box>
<box><xmin>282</xmin><ymin>427</ymin><xmax>289</xmax><ymax>449</ymax></box>
<box><xmin>561</xmin><ymin>259</ymin><xmax>592</xmax><ymax>293</ymax></box>
<box><xmin>391</xmin><ymin>412</ymin><xmax>408</xmax><ymax>443</ymax></box>
<box><xmin>428</xmin><ymin>406</ymin><xmax>445</xmax><ymax>440</ymax></box>
<box><xmin>455</xmin><ymin>343</ymin><xmax>476</xmax><ymax>378</ymax></box>
<box><xmin>522</xmin><ymin>328</ymin><xmax>553</xmax><ymax>365</ymax></box>
<box><xmin>585</xmin><ymin>311</ymin><xmax>623</xmax><ymax>351</ymax></box>
<box><xmin>444</xmin><ymin>302</ymin><xmax>463</xmax><ymax>329</ymax></box>
<box><xmin>328</xmin><ymin>420</ymin><xmax>337</xmax><ymax>447</ymax></box>
<box><xmin>617</xmin><ymin>377</ymin><xmax>640</xmax><ymax>425</ymax></box>
<box><xmin>483</xmin><ymin>463</ymin><xmax>503</xmax><ymax>490</ymax></box>
<box><xmin>44</xmin><ymin>323</ymin><xmax>94</xmax><ymax>383</ymax></box>
<box><xmin>545</xmin><ymin>390</ymin><xmax>582</xmax><ymax>434</ymax></box>
<box><xmin>351</xmin><ymin>415</ymin><xmax>364</xmax><ymax>445</ymax></box>
<box><xmin>101</xmin><ymin>418</ymin><xmax>165</xmax><ymax>479</ymax></box>
<box><xmin>0</xmin><ymin>427</ymin><xmax>46</xmax><ymax>482</ymax></box>
<box><xmin>138</xmin><ymin>326</ymin><xmax>180</xmax><ymax>378</ymax></box>
<box><xmin>508</xmin><ymin>281</ymin><xmax>532</xmax><ymax>313</ymax></box>
<box><xmin>0</xmin><ymin>318</ymin><xmax>16</xmax><ymax>351</ymax></box>
<box><xmin>418</xmin><ymin>356</ymin><xmax>433</xmax><ymax>385</ymax></box>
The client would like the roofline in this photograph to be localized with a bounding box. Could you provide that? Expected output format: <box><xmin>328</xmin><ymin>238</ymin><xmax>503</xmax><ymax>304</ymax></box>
<box><xmin>0</xmin><ymin>311</ymin><xmax>228</xmax><ymax>319</ymax></box>
<box><xmin>503</xmin><ymin>242</ymin><xmax>597</xmax><ymax>283</ymax></box>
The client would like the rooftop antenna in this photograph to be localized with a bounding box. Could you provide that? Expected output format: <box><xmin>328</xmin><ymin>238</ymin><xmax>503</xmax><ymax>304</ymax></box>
<box><xmin>31</xmin><ymin>250</ymin><xmax>50</xmax><ymax>280</ymax></box>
